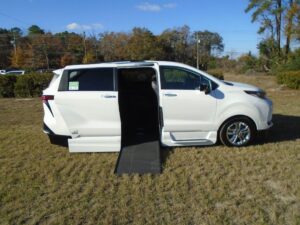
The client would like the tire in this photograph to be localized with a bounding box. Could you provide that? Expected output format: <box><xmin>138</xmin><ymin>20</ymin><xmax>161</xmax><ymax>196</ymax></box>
<box><xmin>219</xmin><ymin>117</ymin><xmax>256</xmax><ymax>147</ymax></box>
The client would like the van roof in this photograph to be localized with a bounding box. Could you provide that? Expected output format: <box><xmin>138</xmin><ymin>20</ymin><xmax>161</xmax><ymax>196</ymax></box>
<box><xmin>64</xmin><ymin>61</ymin><xmax>186</xmax><ymax>70</ymax></box>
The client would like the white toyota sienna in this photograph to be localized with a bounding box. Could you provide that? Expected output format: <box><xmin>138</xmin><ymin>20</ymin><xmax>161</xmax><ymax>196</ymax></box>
<box><xmin>42</xmin><ymin>61</ymin><xmax>273</xmax><ymax>152</ymax></box>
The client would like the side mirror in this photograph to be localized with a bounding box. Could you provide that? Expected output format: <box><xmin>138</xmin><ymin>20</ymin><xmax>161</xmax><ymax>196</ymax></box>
<box><xmin>200</xmin><ymin>83</ymin><xmax>211</xmax><ymax>95</ymax></box>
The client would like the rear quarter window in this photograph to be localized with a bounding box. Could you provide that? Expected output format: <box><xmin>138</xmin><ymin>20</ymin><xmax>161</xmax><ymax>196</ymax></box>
<box><xmin>58</xmin><ymin>68</ymin><xmax>114</xmax><ymax>91</ymax></box>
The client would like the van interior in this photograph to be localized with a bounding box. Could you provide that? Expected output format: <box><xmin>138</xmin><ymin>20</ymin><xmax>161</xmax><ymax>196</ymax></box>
<box><xmin>118</xmin><ymin>68</ymin><xmax>159</xmax><ymax>147</ymax></box>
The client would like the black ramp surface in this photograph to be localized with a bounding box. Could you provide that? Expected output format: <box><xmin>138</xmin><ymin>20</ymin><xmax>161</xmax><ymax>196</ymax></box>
<box><xmin>116</xmin><ymin>68</ymin><xmax>161</xmax><ymax>174</ymax></box>
<box><xmin>115</xmin><ymin>139</ymin><xmax>161</xmax><ymax>175</ymax></box>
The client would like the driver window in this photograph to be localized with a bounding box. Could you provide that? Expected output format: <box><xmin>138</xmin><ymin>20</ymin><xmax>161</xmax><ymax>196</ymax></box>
<box><xmin>160</xmin><ymin>67</ymin><xmax>200</xmax><ymax>90</ymax></box>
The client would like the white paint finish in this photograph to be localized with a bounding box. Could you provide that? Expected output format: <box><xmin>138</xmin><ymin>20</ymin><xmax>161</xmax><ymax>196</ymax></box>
<box><xmin>43</xmin><ymin>61</ymin><xmax>273</xmax><ymax>151</ymax></box>
<box><xmin>214</xmin><ymin>89</ymin><xmax>273</xmax><ymax>131</ymax></box>
<box><xmin>55</xmin><ymin>91</ymin><xmax>121</xmax><ymax>138</ymax></box>
<box><xmin>43</xmin><ymin>100</ymin><xmax>71</xmax><ymax>136</ymax></box>
<box><xmin>161</xmin><ymin>130</ymin><xmax>216</xmax><ymax>146</ymax></box>
<box><xmin>53</xmin><ymin>69</ymin><xmax>63</xmax><ymax>75</ymax></box>
<box><xmin>68</xmin><ymin>136</ymin><xmax>121</xmax><ymax>152</ymax></box>
<box><xmin>160</xmin><ymin>89</ymin><xmax>217</xmax><ymax>132</ymax></box>
<box><xmin>171</xmin><ymin>131</ymin><xmax>212</xmax><ymax>141</ymax></box>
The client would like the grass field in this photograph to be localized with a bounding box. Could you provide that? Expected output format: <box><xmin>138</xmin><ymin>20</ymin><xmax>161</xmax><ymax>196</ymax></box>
<box><xmin>0</xmin><ymin>74</ymin><xmax>299</xmax><ymax>225</ymax></box>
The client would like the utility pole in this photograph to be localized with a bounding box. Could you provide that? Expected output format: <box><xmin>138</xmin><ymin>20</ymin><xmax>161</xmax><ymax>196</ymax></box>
<box><xmin>83</xmin><ymin>32</ymin><xmax>87</xmax><ymax>63</ymax></box>
<box><xmin>94</xmin><ymin>38</ymin><xmax>98</xmax><ymax>61</ymax></box>
<box><xmin>196</xmin><ymin>33</ymin><xmax>200</xmax><ymax>69</ymax></box>
<box><xmin>11</xmin><ymin>32</ymin><xmax>17</xmax><ymax>57</ymax></box>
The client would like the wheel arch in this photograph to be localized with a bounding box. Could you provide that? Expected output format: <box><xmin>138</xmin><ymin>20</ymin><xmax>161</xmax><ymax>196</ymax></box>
<box><xmin>217</xmin><ymin>115</ymin><xmax>257</xmax><ymax>137</ymax></box>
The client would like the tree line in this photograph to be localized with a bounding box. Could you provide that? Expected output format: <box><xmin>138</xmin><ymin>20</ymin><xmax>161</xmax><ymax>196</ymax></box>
<box><xmin>0</xmin><ymin>25</ymin><xmax>224</xmax><ymax>71</ymax></box>
<box><xmin>245</xmin><ymin>0</ymin><xmax>300</xmax><ymax>70</ymax></box>
<box><xmin>1</xmin><ymin>0</ymin><xmax>300</xmax><ymax>74</ymax></box>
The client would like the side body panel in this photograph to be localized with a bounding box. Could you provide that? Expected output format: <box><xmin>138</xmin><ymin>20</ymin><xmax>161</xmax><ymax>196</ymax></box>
<box><xmin>54</xmin><ymin>92</ymin><xmax>120</xmax><ymax>138</ymax></box>
<box><xmin>214</xmin><ymin>90</ymin><xmax>273</xmax><ymax>131</ymax></box>
<box><xmin>44</xmin><ymin>68</ymin><xmax>121</xmax><ymax>152</ymax></box>
<box><xmin>158</xmin><ymin>66</ymin><xmax>218</xmax><ymax>146</ymax></box>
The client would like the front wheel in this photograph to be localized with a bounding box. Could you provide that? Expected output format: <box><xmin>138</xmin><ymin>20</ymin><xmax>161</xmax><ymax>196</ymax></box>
<box><xmin>219</xmin><ymin>117</ymin><xmax>256</xmax><ymax>147</ymax></box>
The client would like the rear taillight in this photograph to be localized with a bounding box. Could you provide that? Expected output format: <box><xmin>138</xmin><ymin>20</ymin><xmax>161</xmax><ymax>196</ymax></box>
<box><xmin>42</xmin><ymin>95</ymin><xmax>54</xmax><ymax>117</ymax></box>
<box><xmin>42</xmin><ymin>95</ymin><xmax>54</xmax><ymax>103</ymax></box>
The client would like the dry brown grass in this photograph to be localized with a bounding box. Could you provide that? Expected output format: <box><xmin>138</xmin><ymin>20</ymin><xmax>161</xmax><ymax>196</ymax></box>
<box><xmin>0</xmin><ymin>75</ymin><xmax>299</xmax><ymax>225</ymax></box>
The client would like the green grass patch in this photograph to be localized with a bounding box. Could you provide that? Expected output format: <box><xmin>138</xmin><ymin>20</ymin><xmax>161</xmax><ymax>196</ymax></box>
<box><xmin>0</xmin><ymin>75</ymin><xmax>299</xmax><ymax>224</ymax></box>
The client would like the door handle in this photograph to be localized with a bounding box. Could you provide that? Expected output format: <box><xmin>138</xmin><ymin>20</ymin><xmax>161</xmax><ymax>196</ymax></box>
<box><xmin>164</xmin><ymin>93</ymin><xmax>177</xmax><ymax>97</ymax></box>
<box><xmin>103</xmin><ymin>95</ymin><xmax>116</xmax><ymax>98</ymax></box>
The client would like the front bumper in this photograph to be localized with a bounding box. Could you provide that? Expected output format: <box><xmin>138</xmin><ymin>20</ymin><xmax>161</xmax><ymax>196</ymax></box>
<box><xmin>258</xmin><ymin>97</ymin><xmax>273</xmax><ymax>130</ymax></box>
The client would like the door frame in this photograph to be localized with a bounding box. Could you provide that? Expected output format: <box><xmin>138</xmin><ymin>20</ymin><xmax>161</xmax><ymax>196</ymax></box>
<box><xmin>116</xmin><ymin>63</ymin><xmax>163</xmax><ymax>139</ymax></box>
<box><xmin>157</xmin><ymin>65</ymin><xmax>218</xmax><ymax>146</ymax></box>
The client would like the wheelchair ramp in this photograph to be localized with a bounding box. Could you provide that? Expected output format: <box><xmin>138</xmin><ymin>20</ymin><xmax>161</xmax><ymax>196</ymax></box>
<box><xmin>115</xmin><ymin>137</ymin><xmax>161</xmax><ymax>175</ymax></box>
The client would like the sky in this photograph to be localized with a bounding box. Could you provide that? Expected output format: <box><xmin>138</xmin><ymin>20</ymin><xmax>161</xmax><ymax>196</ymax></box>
<box><xmin>0</xmin><ymin>0</ymin><xmax>263</xmax><ymax>56</ymax></box>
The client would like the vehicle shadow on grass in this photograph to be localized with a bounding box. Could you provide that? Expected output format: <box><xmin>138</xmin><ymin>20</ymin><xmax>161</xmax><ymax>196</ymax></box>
<box><xmin>160</xmin><ymin>114</ymin><xmax>300</xmax><ymax>168</ymax></box>
<box><xmin>256</xmin><ymin>114</ymin><xmax>300</xmax><ymax>144</ymax></box>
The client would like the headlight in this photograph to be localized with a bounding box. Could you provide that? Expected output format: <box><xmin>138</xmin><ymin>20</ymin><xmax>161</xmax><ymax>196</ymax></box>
<box><xmin>244</xmin><ymin>90</ymin><xmax>266</xmax><ymax>99</ymax></box>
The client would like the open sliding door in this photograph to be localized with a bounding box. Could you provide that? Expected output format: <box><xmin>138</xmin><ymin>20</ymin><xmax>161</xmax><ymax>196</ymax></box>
<box><xmin>54</xmin><ymin>67</ymin><xmax>121</xmax><ymax>152</ymax></box>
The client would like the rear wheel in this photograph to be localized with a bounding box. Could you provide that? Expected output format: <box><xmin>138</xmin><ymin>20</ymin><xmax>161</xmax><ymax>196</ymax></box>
<box><xmin>219</xmin><ymin>117</ymin><xmax>256</xmax><ymax>147</ymax></box>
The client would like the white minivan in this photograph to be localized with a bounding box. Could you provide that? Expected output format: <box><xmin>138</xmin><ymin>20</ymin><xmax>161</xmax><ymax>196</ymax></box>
<box><xmin>42</xmin><ymin>61</ymin><xmax>272</xmax><ymax>152</ymax></box>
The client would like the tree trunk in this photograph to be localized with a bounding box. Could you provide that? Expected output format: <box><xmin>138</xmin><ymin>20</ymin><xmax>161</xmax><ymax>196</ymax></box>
<box><xmin>276</xmin><ymin>0</ymin><xmax>282</xmax><ymax>57</ymax></box>
<box><xmin>45</xmin><ymin>52</ymin><xmax>49</xmax><ymax>70</ymax></box>
<box><xmin>285</xmin><ymin>35</ymin><xmax>291</xmax><ymax>58</ymax></box>
<box><xmin>285</xmin><ymin>0</ymin><xmax>294</xmax><ymax>58</ymax></box>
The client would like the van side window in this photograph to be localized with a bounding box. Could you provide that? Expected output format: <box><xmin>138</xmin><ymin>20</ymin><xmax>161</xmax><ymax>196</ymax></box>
<box><xmin>200</xmin><ymin>75</ymin><xmax>218</xmax><ymax>91</ymax></box>
<box><xmin>160</xmin><ymin>67</ymin><xmax>200</xmax><ymax>90</ymax></box>
<box><xmin>59</xmin><ymin>68</ymin><xmax>114</xmax><ymax>91</ymax></box>
<box><xmin>200</xmin><ymin>75</ymin><xmax>212</xmax><ymax>90</ymax></box>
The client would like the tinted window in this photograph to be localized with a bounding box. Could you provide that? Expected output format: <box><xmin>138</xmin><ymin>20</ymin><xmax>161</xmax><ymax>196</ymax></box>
<box><xmin>7</xmin><ymin>71</ymin><xmax>22</xmax><ymax>75</ymax></box>
<box><xmin>160</xmin><ymin>67</ymin><xmax>200</xmax><ymax>90</ymax></box>
<box><xmin>200</xmin><ymin>75</ymin><xmax>219</xmax><ymax>90</ymax></box>
<box><xmin>62</xmin><ymin>68</ymin><xmax>114</xmax><ymax>91</ymax></box>
<box><xmin>200</xmin><ymin>75</ymin><xmax>212</xmax><ymax>89</ymax></box>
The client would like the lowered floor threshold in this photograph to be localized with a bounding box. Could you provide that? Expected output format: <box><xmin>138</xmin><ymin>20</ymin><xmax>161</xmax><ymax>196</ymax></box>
<box><xmin>114</xmin><ymin>132</ymin><xmax>161</xmax><ymax>175</ymax></box>
<box><xmin>115</xmin><ymin>67</ymin><xmax>161</xmax><ymax>174</ymax></box>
